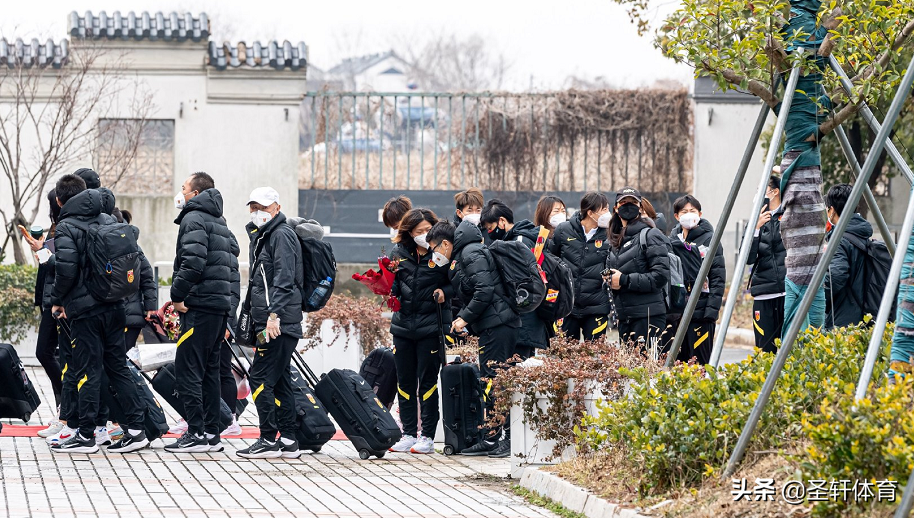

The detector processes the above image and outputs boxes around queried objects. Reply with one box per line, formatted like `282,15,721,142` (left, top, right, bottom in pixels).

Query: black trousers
58,319,109,429
618,314,667,353
125,327,142,351
36,309,62,407
560,314,608,341
677,320,715,365
249,333,298,440
70,310,143,438
220,340,237,415
753,297,785,354
174,310,227,436
478,324,518,437
393,335,442,439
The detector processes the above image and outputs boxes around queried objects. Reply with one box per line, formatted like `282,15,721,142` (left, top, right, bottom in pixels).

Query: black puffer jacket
125,228,157,328
51,189,122,320
247,212,304,338
449,221,520,333
390,242,454,340
669,219,726,322
824,213,872,329
547,212,610,317
503,219,550,348
606,218,670,321
228,233,241,332
747,206,786,297
40,237,58,312
171,189,236,315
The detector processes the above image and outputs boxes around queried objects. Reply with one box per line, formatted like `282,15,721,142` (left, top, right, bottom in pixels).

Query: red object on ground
0,425,347,441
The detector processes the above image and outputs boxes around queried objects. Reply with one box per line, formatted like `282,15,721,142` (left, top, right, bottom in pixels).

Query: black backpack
847,236,896,322
535,251,575,321
71,218,141,303
298,236,337,312
487,240,547,314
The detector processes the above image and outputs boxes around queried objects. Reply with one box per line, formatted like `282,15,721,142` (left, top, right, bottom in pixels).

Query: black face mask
488,226,507,241
617,203,641,222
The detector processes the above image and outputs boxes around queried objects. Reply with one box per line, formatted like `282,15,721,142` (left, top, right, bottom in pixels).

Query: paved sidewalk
1,367,555,518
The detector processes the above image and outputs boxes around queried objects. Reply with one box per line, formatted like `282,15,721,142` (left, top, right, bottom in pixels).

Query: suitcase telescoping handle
434,295,448,364
55,312,157,385
225,339,251,378
292,350,320,390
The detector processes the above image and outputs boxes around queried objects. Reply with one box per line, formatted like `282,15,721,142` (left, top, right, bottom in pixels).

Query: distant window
95,119,175,195
380,67,403,75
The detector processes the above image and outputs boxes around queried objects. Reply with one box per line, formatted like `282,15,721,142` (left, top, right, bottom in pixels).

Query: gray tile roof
327,50,401,76
207,41,307,71
67,11,210,42
0,38,69,69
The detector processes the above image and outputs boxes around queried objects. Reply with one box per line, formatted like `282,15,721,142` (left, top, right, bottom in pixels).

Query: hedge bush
0,264,40,344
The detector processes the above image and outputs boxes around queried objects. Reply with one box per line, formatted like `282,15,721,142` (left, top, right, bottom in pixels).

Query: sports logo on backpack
73,219,141,303
487,240,546,314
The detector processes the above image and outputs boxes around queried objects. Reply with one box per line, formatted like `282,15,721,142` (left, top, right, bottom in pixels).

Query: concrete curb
519,467,649,518
725,327,755,349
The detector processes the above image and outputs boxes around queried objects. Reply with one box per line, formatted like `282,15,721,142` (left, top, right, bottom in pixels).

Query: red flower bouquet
352,256,397,296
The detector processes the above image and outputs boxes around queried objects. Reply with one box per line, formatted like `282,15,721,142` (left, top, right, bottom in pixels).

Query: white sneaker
46,426,77,445
221,416,242,437
95,426,111,446
37,420,63,438
389,435,418,452
409,436,435,454
168,419,188,435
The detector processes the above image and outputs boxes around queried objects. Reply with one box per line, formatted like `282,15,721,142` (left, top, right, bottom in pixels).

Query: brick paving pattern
1,366,556,518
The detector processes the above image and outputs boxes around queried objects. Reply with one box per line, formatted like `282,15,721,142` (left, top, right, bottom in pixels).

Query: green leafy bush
0,264,40,344
578,325,888,495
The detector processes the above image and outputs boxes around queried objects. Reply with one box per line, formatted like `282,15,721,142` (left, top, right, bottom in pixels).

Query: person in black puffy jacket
427,220,519,458
481,199,549,357
604,187,670,351
823,183,872,330
668,195,726,365
50,174,147,454
547,192,611,341
387,208,453,455
236,187,304,460
167,172,237,454
118,210,157,351
747,174,786,352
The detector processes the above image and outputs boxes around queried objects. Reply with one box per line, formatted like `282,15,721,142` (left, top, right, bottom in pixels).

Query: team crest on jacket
127,269,135,284
595,240,603,249
428,260,436,268
755,311,761,321
450,260,457,270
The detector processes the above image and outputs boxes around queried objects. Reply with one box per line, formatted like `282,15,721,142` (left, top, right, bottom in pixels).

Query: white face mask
679,213,700,230
596,212,612,229
463,213,481,225
174,192,186,210
251,210,272,228
549,213,567,228
432,251,449,267
389,227,399,238
413,232,429,249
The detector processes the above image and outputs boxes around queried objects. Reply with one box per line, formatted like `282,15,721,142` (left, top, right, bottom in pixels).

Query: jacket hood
98,187,117,216
175,188,224,224
59,189,103,220
287,217,325,240
453,220,484,252
828,213,873,241
624,217,653,237
506,219,538,242
654,213,668,234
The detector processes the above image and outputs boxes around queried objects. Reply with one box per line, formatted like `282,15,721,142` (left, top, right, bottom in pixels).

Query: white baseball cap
247,187,280,207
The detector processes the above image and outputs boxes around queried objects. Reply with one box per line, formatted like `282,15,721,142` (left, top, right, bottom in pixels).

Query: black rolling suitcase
0,343,41,422
286,353,338,452
296,351,401,459
150,362,234,430
358,347,397,409
440,360,485,455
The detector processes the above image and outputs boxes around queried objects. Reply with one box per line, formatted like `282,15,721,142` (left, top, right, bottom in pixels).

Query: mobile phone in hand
762,197,770,212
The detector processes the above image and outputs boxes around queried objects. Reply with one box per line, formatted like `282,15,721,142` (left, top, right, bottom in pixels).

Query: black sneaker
208,435,224,453
164,432,210,453
280,438,301,459
107,430,149,453
488,438,510,458
460,439,496,456
236,437,283,459
51,433,99,454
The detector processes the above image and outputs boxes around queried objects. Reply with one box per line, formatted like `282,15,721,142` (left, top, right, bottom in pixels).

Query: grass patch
511,485,586,518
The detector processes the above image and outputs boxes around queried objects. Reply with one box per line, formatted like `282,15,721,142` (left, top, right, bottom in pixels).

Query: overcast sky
1,0,694,91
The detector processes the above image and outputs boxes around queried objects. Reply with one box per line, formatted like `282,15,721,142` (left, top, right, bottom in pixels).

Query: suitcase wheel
310,447,321,453
21,412,30,423
443,445,455,456
375,451,385,459
358,449,370,460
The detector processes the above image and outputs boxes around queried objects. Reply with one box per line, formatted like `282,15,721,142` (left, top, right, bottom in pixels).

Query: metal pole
894,463,914,518
833,125,897,255
703,63,801,369
723,53,914,479
829,55,914,185
856,187,914,400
